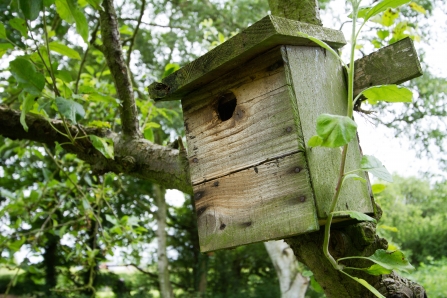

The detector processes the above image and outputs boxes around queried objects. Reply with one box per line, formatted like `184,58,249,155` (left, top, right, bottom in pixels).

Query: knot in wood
122,156,136,171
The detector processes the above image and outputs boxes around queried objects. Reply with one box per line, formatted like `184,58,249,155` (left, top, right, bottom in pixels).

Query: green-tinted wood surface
194,152,318,252
148,15,345,101
284,45,373,219
354,37,422,96
268,0,322,25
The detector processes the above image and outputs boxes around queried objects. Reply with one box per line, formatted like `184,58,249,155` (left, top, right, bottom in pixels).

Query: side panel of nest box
182,47,319,252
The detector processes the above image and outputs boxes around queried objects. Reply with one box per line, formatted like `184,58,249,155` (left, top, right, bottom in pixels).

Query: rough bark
154,186,174,298
99,0,140,139
265,240,308,298
0,106,192,194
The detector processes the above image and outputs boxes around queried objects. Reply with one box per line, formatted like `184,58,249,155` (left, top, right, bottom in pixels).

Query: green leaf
0,22,6,39
73,8,88,43
409,2,426,14
0,43,13,58
9,237,26,252
55,97,85,124
85,0,102,10
20,93,35,132
360,0,411,22
313,114,357,148
371,184,386,194
89,135,114,159
361,155,393,182
365,264,393,275
49,41,81,59
55,0,88,42
19,0,43,20
88,120,111,128
363,85,412,105
377,30,390,40
379,8,399,27
332,210,377,223
55,0,75,23
10,57,45,95
162,63,180,79
348,274,385,298
343,173,367,183
364,249,414,272
9,18,28,37
307,135,323,147
144,128,154,142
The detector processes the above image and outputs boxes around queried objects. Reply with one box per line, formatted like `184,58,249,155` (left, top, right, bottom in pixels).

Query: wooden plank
148,15,346,101
283,45,373,219
184,74,302,185
353,37,422,96
194,152,319,252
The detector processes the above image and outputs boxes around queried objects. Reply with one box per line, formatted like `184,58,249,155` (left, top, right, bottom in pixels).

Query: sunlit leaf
10,57,45,95
162,63,180,79
379,8,399,27
371,184,386,194
307,135,323,147
55,0,88,42
377,30,389,40
89,135,114,159
363,85,412,105
347,274,385,298
364,249,414,272
20,93,35,132
361,155,393,182
55,97,85,124
144,128,154,142
85,0,102,10
19,0,43,20
49,41,81,59
88,120,111,128
360,0,411,22
311,114,357,148
409,2,426,14
0,43,13,58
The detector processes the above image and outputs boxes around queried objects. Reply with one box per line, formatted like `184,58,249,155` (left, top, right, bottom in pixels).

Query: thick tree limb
0,106,192,194
99,0,140,139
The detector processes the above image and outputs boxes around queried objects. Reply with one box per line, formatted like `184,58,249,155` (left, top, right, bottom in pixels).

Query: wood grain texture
353,37,422,96
148,15,346,101
284,45,373,219
194,153,318,252
183,49,304,185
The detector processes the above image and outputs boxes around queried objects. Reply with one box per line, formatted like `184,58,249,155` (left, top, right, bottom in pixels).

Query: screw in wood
193,158,198,163
299,196,306,202
213,181,219,187
286,126,292,133
294,167,301,173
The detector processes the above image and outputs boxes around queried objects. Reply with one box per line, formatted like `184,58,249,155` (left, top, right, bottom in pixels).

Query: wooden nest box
148,15,412,252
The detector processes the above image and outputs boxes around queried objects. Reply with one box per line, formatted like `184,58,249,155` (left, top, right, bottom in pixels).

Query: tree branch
126,0,146,66
0,106,192,194
99,0,141,139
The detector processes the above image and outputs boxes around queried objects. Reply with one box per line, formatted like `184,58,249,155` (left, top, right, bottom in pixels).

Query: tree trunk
265,240,308,298
154,185,174,298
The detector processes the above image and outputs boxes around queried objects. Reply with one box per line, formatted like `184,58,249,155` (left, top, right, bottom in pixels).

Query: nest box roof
148,15,346,101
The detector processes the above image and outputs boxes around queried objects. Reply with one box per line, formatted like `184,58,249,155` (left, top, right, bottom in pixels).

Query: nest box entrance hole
217,92,237,122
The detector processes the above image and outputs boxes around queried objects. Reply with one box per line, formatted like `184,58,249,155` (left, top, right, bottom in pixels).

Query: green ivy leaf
20,93,35,132
0,44,13,58
19,0,43,20
311,114,358,148
361,155,393,182
362,85,412,105
9,18,28,37
55,97,85,124
49,41,81,59
10,57,45,96
89,135,114,159
0,22,7,39
332,210,377,223
371,183,386,194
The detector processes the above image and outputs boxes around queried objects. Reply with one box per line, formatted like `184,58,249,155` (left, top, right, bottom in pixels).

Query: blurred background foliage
0,0,446,297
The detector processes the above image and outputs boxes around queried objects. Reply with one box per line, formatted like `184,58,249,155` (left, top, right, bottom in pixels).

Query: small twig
126,0,146,66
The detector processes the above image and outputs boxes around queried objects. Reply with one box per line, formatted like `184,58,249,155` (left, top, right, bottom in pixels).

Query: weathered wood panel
353,37,422,96
183,49,305,185
149,15,346,101
194,152,318,252
284,45,373,219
